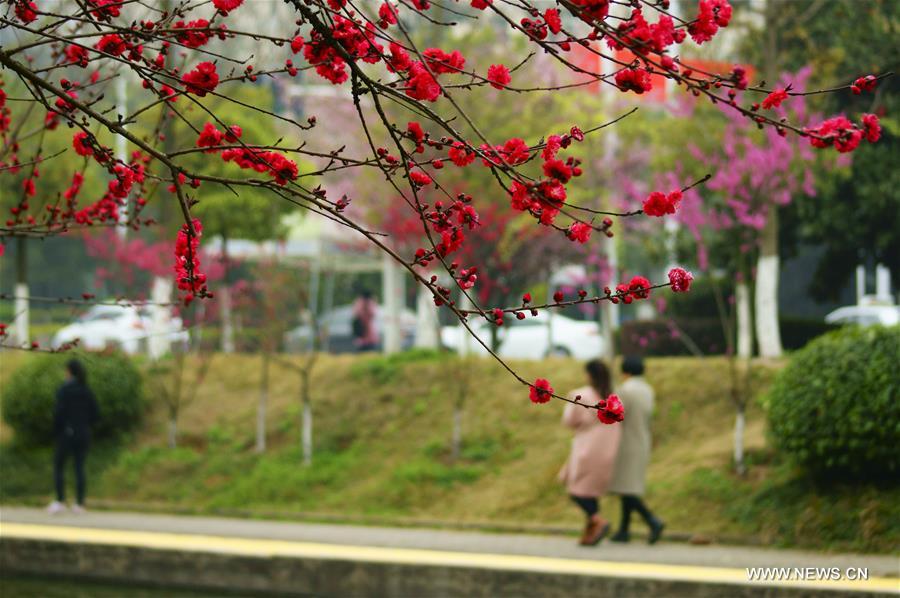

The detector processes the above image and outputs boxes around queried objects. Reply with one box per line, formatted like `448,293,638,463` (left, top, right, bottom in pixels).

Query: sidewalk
1,506,898,596
2,506,897,575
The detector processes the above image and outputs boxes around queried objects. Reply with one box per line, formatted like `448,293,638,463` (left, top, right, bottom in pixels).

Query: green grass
2,351,897,553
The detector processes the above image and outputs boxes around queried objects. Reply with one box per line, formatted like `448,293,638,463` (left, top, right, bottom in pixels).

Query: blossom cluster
667,268,693,293
196,123,299,185
596,394,625,424
804,114,881,153
688,0,733,44
615,68,653,95
529,379,624,425
401,122,593,289
174,218,210,305
506,128,586,227
3,112,151,231
183,62,220,96
850,75,877,95
643,189,683,217
529,378,554,404
612,275,652,305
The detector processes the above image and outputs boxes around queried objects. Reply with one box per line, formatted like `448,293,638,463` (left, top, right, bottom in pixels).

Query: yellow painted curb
1,523,897,594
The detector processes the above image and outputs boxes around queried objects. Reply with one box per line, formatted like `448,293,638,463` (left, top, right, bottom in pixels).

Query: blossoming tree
0,0,887,421
681,67,845,356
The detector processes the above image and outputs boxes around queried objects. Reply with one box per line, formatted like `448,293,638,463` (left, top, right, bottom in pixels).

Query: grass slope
2,351,897,553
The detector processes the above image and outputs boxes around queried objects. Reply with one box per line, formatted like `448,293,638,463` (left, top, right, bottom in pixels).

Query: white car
52,304,189,354
825,305,900,327
441,311,605,359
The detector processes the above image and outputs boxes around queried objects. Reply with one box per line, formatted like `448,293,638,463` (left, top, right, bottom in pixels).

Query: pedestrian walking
560,359,622,546
351,288,379,352
47,359,99,515
609,355,665,544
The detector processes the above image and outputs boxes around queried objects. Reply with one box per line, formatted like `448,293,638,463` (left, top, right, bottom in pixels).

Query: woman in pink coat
559,359,622,546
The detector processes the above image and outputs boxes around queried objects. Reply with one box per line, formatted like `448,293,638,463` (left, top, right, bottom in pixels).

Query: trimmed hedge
1,351,143,444
766,326,900,480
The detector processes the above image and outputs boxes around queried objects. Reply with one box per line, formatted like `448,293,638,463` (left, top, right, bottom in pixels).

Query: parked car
52,304,189,354
824,305,900,327
441,311,605,359
284,304,417,353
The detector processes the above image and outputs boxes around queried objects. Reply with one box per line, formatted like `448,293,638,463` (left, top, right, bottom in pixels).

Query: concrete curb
3,526,895,598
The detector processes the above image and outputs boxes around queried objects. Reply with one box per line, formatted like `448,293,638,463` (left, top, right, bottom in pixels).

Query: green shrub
1,352,144,444
766,326,900,480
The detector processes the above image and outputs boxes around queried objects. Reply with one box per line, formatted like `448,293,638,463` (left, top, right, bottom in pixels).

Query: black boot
648,518,665,545
610,530,630,543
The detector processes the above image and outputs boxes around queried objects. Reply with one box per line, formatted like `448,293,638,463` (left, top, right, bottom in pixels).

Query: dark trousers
570,495,599,520
54,435,88,505
617,494,656,533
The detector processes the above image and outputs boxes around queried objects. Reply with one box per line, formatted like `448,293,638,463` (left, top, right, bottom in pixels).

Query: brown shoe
579,517,611,546
578,521,593,545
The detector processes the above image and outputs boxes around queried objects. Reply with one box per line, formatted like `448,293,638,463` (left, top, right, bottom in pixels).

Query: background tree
686,68,833,355
371,32,609,353
742,0,899,300
175,85,297,353
147,345,214,449
1,0,887,407
274,291,320,466
229,259,304,453
1,79,109,346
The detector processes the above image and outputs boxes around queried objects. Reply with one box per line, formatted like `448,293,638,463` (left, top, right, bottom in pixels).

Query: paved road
2,506,897,578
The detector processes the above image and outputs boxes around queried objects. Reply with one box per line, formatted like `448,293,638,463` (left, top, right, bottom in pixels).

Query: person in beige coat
608,355,665,544
560,360,622,546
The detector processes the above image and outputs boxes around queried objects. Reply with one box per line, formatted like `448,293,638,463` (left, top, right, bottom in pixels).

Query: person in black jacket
48,359,99,514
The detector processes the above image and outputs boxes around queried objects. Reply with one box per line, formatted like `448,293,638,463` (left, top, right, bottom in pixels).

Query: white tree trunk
414,284,439,349
736,281,752,359
256,393,267,454
855,265,866,303
114,75,130,239
755,14,783,360
875,264,892,302
302,400,313,466
451,406,462,461
13,282,29,348
382,252,404,354
602,235,619,360
457,293,474,357
220,284,235,353
754,254,783,358
256,354,269,454
733,408,746,475
168,417,178,449
148,276,173,359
